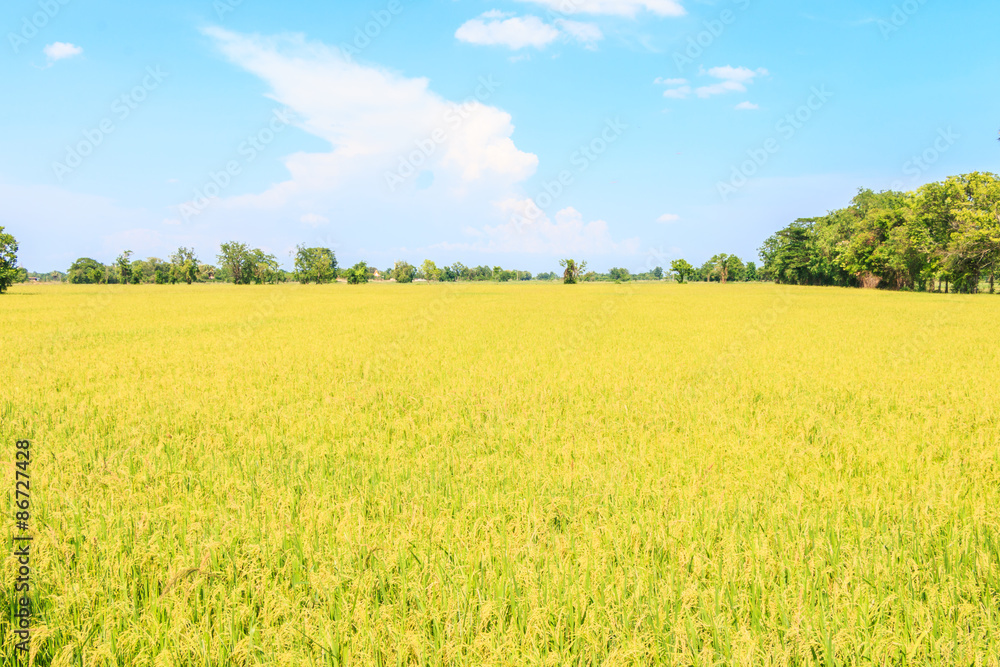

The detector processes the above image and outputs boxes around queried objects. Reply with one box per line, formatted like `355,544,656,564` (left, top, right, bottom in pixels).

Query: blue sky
2,0,998,273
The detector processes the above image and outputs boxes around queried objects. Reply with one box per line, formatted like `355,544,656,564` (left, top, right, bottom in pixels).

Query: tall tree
709,254,732,283
943,173,1000,293
0,227,18,294
419,259,440,281
218,242,253,285
250,249,281,284
295,246,338,284
170,247,199,285
559,259,586,284
115,251,134,285
391,260,416,283
608,267,631,282
670,259,694,284
68,258,106,284
725,255,747,282
346,261,369,285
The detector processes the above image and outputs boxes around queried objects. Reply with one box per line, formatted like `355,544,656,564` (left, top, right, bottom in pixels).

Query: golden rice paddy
2,282,999,666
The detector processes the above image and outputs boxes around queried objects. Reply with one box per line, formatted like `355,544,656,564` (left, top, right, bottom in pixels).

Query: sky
1,0,998,274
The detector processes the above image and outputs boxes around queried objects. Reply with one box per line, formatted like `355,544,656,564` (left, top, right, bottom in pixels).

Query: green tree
559,259,586,284
652,266,663,279
218,242,253,285
469,265,492,281
392,260,416,283
726,255,747,282
130,259,150,284
250,249,281,284
153,259,172,285
942,173,1000,293
608,267,631,282
170,247,199,285
346,261,369,284
295,246,338,284
670,259,694,283
419,259,440,281
760,222,824,286
68,258,106,284
0,227,19,294
707,254,738,283
115,251,134,285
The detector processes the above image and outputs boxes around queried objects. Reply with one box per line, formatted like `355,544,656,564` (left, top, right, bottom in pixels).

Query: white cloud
301,213,329,227
735,101,759,110
456,14,561,50
657,213,680,223
657,66,768,101
197,27,538,215
437,199,640,254
695,80,746,97
43,42,83,61
456,13,603,50
516,0,686,18
662,85,691,99
695,66,768,98
706,65,767,83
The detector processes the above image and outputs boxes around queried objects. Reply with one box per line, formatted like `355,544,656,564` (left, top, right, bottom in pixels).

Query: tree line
1,171,997,294
4,237,725,287
759,172,1000,293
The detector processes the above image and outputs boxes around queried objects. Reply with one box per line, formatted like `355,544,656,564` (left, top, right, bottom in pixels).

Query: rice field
2,282,1000,666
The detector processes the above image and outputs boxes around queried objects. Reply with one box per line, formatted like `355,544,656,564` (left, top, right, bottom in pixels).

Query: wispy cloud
436,199,640,254
662,86,691,99
456,12,603,50
656,65,768,101
516,0,686,18
696,66,768,98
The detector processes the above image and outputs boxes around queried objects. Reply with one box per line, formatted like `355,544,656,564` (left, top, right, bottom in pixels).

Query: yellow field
2,282,1000,666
